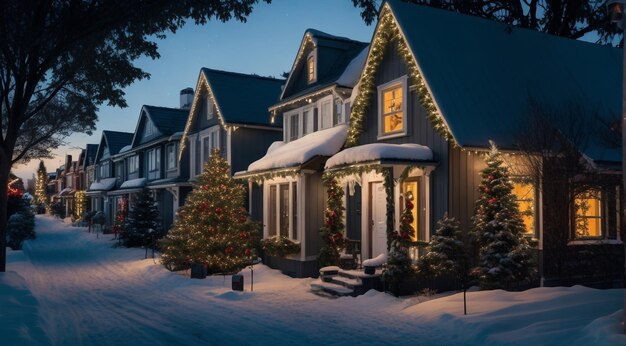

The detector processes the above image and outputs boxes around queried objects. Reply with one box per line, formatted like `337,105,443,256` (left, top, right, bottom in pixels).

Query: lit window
575,190,602,238
512,180,535,235
401,180,419,242
307,53,316,83
381,85,404,134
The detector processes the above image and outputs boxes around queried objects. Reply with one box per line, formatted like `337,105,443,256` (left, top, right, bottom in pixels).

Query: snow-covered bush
50,202,65,219
6,211,36,250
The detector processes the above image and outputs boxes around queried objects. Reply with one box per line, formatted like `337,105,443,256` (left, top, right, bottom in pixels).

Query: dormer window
307,51,316,84
378,76,408,138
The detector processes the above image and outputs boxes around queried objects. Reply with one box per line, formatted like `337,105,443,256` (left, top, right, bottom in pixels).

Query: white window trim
377,75,409,140
200,126,221,163
307,50,317,84
263,176,301,244
207,96,215,120
147,148,160,172
573,189,605,240
166,143,177,170
318,95,333,130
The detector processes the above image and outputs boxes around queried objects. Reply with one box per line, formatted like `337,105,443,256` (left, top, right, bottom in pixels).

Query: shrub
7,211,36,250
50,202,66,218
261,236,301,257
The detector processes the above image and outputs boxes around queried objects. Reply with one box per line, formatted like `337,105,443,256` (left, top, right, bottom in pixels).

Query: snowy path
3,215,626,345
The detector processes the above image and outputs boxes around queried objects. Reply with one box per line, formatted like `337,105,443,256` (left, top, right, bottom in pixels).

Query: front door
370,182,388,258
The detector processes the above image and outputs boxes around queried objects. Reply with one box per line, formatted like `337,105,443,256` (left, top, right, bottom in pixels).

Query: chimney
180,87,194,110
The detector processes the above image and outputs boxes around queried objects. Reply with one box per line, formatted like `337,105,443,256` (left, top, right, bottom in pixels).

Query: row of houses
50,0,624,287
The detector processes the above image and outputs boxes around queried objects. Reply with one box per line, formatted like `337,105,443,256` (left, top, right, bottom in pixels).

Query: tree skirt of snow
247,125,348,172
325,143,433,169
362,253,386,267
336,45,369,88
2,215,625,345
88,177,117,191
120,178,147,189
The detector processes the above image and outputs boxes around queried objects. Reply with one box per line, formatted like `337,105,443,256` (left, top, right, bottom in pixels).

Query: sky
13,0,376,185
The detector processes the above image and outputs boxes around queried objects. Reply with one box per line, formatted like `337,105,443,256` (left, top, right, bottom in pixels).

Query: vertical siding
357,42,449,231
448,146,485,232
231,127,282,175
305,173,325,257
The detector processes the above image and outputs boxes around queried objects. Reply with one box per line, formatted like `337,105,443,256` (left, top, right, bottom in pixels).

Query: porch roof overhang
234,155,326,181
88,177,117,192
107,188,143,196
325,158,439,179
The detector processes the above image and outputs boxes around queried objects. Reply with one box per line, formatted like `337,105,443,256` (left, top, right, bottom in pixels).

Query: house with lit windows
240,1,624,288
235,29,369,277
87,130,134,226
338,0,624,287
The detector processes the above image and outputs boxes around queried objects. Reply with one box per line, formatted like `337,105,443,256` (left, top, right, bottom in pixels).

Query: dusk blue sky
14,0,375,183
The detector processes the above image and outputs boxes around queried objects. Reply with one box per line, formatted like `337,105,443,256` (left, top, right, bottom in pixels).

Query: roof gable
348,0,622,163
130,106,189,147
280,29,368,101
95,130,134,163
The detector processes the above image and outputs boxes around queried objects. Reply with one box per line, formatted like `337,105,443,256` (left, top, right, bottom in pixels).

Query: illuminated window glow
575,190,602,238
512,180,535,235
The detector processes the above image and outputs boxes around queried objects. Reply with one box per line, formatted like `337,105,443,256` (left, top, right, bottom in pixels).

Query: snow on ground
1,215,625,345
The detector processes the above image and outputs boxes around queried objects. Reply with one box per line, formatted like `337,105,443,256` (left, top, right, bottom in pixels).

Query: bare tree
515,100,623,285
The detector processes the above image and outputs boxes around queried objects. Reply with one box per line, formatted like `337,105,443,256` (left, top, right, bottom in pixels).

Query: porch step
329,275,362,289
338,269,383,280
310,280,355,297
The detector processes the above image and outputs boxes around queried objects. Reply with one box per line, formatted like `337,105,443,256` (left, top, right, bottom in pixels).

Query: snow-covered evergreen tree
418,213,465,279
471,142,535,289
160,150,259,274
122,188,161,251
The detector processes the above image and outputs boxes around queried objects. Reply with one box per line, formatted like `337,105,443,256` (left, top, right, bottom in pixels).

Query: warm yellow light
512,182,534,234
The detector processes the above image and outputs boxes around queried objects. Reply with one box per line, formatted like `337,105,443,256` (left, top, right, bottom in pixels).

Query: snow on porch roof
88,177,117,192
120,178,146,190
325,143,433,169
246,125,348,173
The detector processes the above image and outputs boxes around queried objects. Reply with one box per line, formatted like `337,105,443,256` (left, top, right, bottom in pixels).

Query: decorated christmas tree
471,142,535,289
34,161,48,211
122,188,161,251
160,150,259,274
318,177,345,267
111,198,128,239
383,193,415,284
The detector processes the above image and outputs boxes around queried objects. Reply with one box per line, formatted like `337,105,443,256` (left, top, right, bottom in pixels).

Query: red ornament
406,201,414,210
488,197,497,205
215,207,223,215
239,215,247,223
224,246,234,255
484,187,490,193
488,175,494,181
245,248,252,256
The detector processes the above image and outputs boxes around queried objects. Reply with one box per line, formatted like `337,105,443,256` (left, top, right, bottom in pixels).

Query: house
87,130,134,226
82,144,99,196
179,68,284,220
240,1,624,287
235,29,369,277
108,96,191,231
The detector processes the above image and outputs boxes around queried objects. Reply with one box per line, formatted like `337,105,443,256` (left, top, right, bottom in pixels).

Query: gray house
235,29,369,277
110,100,191,231
87,130,134,226
333,0,622,286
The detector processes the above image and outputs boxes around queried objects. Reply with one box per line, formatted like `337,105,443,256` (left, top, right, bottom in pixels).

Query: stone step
329,275,361,289
310,280,354,297
338,269,382,280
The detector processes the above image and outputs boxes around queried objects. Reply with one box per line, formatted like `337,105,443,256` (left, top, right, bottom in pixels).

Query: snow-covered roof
325,143,433,169
57,188,73,197
88,178,117,191
247,125,348,172
336,45,368,88
119,145,132,154
120,178,146,190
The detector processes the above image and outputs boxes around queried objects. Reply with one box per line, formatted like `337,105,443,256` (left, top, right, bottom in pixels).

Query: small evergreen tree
471,142,535,289
122,189,161,253
160,150,260,274
418,214,465,278
383,194,416,285
34,161,48,212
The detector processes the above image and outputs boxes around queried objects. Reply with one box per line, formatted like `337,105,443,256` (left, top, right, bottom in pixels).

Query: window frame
266,180,299,242
166,143,177,170
511,176,538,238
128,155,139,174
307,50,317,84
377,75,408,139
200,126,221,163
147,148,161,172
207,96,215,120
573,189,604,239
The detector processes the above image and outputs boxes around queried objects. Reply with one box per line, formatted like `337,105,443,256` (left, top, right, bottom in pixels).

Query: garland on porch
322,165,395,255
240,168,301,185
318,176,346,267
346,6,453,148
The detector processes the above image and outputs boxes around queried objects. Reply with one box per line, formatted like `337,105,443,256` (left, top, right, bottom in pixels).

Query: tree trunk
0,159,10,272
